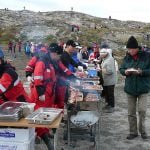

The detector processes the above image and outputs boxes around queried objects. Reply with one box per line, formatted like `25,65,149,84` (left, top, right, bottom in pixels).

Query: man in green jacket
119,36,150,140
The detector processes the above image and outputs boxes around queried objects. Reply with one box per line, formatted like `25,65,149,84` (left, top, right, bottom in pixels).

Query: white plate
126,68,138,72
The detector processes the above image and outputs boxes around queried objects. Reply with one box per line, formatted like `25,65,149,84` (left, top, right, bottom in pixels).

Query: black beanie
126,36,138,48
48,43,59,53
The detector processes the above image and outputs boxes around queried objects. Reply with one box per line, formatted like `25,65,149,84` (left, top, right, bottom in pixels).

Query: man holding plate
119,36,150,140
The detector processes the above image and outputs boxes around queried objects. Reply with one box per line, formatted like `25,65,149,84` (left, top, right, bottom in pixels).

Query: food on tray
68,90,83,103
75,71,87,78
83,85,103,90
84,93,99,101
70,80,81,87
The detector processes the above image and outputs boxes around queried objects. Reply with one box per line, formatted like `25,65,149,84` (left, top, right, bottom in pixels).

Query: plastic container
0,127,35,142
0,133,35,150
88,69,97,78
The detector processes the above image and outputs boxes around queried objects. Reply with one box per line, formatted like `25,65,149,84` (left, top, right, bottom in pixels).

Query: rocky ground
4,51,150,150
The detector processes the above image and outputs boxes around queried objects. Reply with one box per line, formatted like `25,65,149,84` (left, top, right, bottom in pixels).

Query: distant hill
0,9,150,53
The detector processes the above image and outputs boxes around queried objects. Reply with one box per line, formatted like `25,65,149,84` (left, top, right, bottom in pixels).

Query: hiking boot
126,134,138,140
141,133,148,139
104,106,114,113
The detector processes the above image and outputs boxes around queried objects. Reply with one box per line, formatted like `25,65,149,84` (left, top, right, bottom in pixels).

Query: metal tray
0,101,24,121
81,77,99,81
82,85,103,92
25,108,63,125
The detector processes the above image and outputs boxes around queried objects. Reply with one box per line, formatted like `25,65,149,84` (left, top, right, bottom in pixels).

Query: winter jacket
101,51,117,86
68,51,87,72
31,57,56,108
119,50,150,96
61,51,78,68
0,63,30,104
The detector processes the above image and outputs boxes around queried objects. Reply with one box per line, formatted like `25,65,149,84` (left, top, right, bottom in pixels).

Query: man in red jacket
25,44,75,150
25,43,76,108
0,48,30,104
31,49,55,150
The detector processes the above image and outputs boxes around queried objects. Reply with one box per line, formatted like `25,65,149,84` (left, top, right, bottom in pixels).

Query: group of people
8,40,22,58
8,40,43,58
0,36,149,149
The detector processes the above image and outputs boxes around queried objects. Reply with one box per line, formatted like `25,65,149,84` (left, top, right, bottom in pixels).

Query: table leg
97,97,101,150
67,113,71,149
52,128,57,150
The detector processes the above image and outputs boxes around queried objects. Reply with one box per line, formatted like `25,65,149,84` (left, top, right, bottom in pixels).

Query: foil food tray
0,101,24,121
25,108,63,125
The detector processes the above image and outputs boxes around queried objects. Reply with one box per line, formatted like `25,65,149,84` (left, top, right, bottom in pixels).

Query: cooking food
75,71,87,78
83,85,103,91
84,93,99,101
68,89,83,103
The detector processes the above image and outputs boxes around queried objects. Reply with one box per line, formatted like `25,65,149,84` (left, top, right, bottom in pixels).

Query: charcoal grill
64,79,102,149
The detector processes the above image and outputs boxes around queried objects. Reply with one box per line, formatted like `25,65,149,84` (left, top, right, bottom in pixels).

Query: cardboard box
0,127,35,142
0,133,35,150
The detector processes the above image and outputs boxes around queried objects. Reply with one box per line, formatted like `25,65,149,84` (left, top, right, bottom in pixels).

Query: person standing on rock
119,36,150,140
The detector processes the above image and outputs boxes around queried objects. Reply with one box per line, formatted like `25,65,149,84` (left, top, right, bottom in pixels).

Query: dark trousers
103,85,115,107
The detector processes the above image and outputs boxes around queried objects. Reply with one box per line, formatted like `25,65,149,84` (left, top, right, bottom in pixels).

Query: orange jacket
30,59,56,108
0,64,30,104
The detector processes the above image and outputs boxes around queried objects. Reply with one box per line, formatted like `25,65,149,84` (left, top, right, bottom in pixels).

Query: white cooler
0,133,35,150
0,127,35,150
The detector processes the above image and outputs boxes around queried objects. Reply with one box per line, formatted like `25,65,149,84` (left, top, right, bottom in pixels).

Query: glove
39,95,45,101
27,76,34,82
77,66,83,72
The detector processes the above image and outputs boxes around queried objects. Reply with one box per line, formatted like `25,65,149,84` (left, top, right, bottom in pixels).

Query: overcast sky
0,0,150,23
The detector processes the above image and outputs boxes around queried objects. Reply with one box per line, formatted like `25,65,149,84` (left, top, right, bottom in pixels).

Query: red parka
30,59,56,109
0,63,30,104
25,55,75,108
30,58,56,138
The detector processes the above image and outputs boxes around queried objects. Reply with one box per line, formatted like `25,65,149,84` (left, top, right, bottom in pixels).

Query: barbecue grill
64,78,102,149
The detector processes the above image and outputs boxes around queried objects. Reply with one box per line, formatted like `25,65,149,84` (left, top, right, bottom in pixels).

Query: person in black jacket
61,40,87,71
61,40,78,68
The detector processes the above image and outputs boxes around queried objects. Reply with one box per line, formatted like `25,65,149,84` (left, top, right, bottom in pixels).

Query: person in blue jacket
69,45,87,72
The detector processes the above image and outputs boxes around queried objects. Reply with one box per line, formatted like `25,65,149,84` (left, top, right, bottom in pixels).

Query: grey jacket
101,53,117,86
